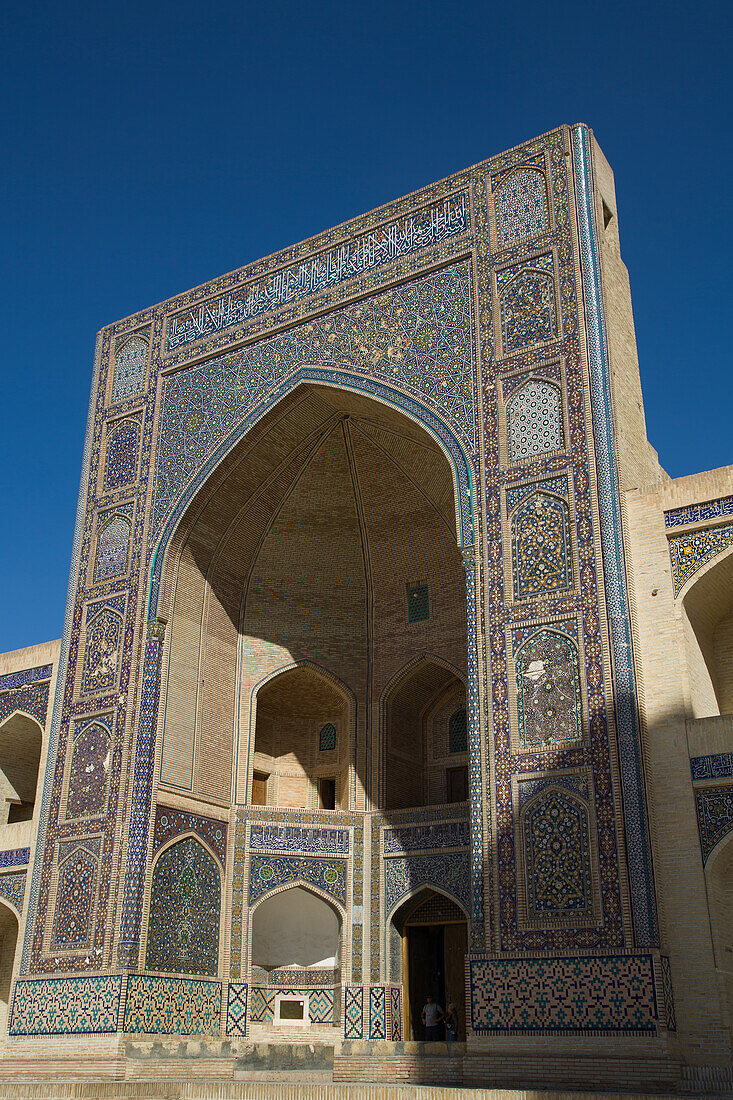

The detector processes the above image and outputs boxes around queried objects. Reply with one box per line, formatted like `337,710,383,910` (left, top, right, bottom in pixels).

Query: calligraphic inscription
165,194,469,353
249,824,349,855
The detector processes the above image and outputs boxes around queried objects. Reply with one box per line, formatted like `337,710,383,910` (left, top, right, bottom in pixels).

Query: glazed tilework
511,491,571,599
145,836,221,976
226,981,247,1036
66,720,111,819
497,254,557,354
469,954,657,1034
93,512,132,584
80,605,123,696
344,985,364,1038
389,986,402,1040
384,853,470,917
660,955,676,1031
9,975,123,1035
124,974,221,1035
0,870,26,914
383,821,469,854
112,335,148,403
0,848,30,868
691,753,733,781
505,474,567,514
514,628,582,750
153,805,227,865
165,194,468,353
248,854,346,907
249,823,349,855
369,985,386,1038
103,419,140,492
249,986,334,1024
0,664,52,691
694,784,733,864
506,378,564,464
669,523,733,596
522,787,592,917
664,494,733,529
0,679,50,729
50,847,97,950
248,986,276,1023
491,161,550,249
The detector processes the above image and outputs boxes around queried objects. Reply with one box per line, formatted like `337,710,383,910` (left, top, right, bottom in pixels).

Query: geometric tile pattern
384,853,470,917
248,855,346,907
506,379,563,465
694,784,733,864
0,871,26,914
103,420,140,492
497,254,556,354
492,160,549,249
369,985,386,1039
145,836,220,976
248,986,276,1023
165,194,469,354
515,628,582,750
389,985,402,1040
50,848,96,950
0,680,50,729
669,523,733,596
660,955,676,1031
112,336,148,404
123,975,221,1035
512,492,571,599
469,954,657,1034
691,753,733,781
523,787,592,917
664,494,733,529
66,721,111,819
9,975,123,1035
344,985,364,1039
153,805,227,865
93,513,132,583
226,982,247,1036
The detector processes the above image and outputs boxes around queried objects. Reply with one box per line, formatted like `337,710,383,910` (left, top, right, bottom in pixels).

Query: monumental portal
0,124,732,1091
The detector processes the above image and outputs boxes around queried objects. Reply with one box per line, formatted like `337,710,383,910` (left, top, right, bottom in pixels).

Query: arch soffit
249,658,357,715
677,539,733,609
0,895,21,924
249,878,346,920
388,883,468,925
702,823,733,874
151,829,225,879
0,710,44,738
379,653,466,710
521,781,588,820
148,372,476,619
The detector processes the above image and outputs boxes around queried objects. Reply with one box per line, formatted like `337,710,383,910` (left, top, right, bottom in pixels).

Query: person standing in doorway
444,1001,458,1042
421,993,444,1040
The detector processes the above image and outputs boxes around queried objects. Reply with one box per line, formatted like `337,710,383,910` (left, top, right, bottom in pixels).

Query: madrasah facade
0,124,732,1093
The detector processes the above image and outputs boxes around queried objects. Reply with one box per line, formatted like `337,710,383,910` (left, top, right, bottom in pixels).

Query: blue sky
1,0,730,651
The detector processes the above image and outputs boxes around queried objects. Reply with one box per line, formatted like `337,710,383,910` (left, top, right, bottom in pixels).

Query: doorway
399,890,467,1040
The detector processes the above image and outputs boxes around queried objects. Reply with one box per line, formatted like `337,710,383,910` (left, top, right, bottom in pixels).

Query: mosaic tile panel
660,955,676,1031
249,823,349,855
0,680,50,729
384,853,470,917
103,419,140,492
344,985,364,1039
248,986,276,1023
497,254,556,354
145,836,221,976
383,821,469,854
505,474,568,514
523,787,592,918
152,262,476,541
669,524,733,596
80,607,122,696
0,664,52,691
262,967,338,988
248,854,346,907
165,194,469,352
153,805,227,865
93,513,132,583
469,954,657,1034
515,628,582,750
506,378,563,464
66,720,111,819
0,848,30,869
492,163,550,248
369,985,386,1039
664,494,733,529
9,975,123,1035
50,848,97,950
389,986,402,1040
124,975,221,1035
512,491,571,599
112,335,148,403
694,784,733,864
0,871,26,914
226,981,247,1036
691,753,733,781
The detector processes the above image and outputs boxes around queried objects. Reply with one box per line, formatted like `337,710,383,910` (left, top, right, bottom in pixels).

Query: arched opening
0,712,43,823
391,887,467,1041
0,901,19,1032
705,835,733,1039
682,550,733,717
250,885,342,1027
383,659,467,810
251,665,351,810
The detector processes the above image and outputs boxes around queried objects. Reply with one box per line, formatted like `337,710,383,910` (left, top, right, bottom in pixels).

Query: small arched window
319,723,336,751
448,709,467,754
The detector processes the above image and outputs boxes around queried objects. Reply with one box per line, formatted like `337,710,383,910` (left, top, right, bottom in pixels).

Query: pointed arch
0,710,43,822
112,335,148,403
94,513,131,583
520,784,593,920
66,721,111,820
514,627,582,750
145,834,221,976
511,490,571,599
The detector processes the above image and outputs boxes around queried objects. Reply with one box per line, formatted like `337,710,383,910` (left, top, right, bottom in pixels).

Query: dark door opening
403,901,467,1040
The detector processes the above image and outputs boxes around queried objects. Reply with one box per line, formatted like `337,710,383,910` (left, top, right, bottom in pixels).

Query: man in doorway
421,993,444,1040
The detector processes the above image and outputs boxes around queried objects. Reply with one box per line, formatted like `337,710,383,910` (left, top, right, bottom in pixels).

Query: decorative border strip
571,124,657,947
0,848,30,869
665,495,733,529
691,753,733,781
9,974,123,1035
0,665,53,691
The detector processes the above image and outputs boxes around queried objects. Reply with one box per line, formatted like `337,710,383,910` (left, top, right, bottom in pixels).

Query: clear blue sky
1,0,730,651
